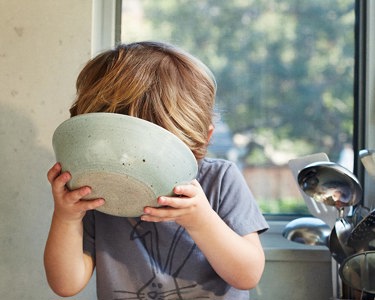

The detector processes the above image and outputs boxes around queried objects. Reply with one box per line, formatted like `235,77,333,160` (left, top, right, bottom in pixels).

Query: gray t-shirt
83,158,269,299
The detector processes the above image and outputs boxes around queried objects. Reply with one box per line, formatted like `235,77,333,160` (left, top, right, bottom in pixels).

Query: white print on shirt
112,220,209,300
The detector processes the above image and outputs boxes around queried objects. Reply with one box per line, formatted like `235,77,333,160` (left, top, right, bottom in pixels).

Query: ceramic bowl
52,113,198,217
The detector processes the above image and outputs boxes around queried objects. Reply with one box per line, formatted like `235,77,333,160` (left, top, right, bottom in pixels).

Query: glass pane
121,0,355,215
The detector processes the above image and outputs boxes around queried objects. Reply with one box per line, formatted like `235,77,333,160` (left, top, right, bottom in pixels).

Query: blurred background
121,0,355,214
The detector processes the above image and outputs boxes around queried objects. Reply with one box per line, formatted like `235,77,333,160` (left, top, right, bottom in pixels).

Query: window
119,0,356,215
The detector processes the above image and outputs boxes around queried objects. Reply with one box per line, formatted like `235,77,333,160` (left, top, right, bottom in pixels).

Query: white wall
0,0,96,299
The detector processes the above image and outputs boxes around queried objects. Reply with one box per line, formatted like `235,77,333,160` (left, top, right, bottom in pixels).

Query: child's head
70,41,216,159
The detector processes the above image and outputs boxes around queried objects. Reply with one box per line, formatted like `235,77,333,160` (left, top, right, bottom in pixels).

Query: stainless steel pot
339,251,375,295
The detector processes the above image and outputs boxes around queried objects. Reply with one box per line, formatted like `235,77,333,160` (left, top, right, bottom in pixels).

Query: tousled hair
70,41,216,159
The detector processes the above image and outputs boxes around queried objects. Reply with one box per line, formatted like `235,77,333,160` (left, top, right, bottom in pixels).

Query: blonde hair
70,41,216,159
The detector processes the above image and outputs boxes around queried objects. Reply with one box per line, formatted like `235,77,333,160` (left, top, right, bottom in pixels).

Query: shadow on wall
0,103,57,299
0,104,97,299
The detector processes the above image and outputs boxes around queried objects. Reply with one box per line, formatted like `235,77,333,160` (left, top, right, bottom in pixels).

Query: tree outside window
121,0,355,215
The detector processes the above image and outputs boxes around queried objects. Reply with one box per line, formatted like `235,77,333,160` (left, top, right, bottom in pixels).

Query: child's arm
44,163,104,297
141,180,265,290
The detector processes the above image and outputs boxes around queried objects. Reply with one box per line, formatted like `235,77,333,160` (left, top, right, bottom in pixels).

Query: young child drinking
44,41,269,299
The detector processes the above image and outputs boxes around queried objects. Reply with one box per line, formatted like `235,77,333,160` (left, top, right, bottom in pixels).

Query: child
44,41,269,299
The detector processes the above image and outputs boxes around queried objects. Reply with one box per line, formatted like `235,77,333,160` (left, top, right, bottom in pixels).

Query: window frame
357,0,375,206
91,0,122,56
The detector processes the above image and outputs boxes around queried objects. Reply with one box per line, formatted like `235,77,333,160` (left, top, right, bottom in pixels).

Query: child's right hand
47,163,105,222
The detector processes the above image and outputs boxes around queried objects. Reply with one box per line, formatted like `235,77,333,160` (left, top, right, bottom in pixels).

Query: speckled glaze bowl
52,113,198,217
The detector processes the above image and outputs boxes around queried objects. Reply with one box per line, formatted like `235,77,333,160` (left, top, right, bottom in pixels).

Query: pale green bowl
52,113,198,217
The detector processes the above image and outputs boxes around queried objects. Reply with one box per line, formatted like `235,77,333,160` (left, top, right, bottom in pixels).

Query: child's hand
47,163,105,222
141,179,214,230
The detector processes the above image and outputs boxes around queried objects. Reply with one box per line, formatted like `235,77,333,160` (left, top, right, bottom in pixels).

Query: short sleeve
198,158,269,236
219,162,268,235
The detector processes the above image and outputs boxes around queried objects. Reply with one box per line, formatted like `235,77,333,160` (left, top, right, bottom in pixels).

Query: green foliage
122,0,355,163
258,197,310,215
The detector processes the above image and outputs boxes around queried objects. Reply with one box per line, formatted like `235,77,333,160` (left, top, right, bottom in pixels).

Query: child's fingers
157,196,190,209
51,171,72,194
76,198,105,212
142,205,181,221
64,186,92,203
141,213,174,223
173,179,200,198
47,162,62,184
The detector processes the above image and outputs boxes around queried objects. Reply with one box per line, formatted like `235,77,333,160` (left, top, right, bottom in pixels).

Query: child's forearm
142,181,266,290
44,213,93,297
186,211,265,290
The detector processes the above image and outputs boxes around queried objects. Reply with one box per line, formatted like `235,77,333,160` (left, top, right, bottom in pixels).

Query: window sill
260,220,332,262
252,220,334,299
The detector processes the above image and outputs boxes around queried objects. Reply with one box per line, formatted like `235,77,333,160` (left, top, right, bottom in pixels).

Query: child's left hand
142,179,266,290
141,179,213,230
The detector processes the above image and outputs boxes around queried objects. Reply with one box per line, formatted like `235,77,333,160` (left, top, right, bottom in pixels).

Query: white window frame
91,0,121,56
